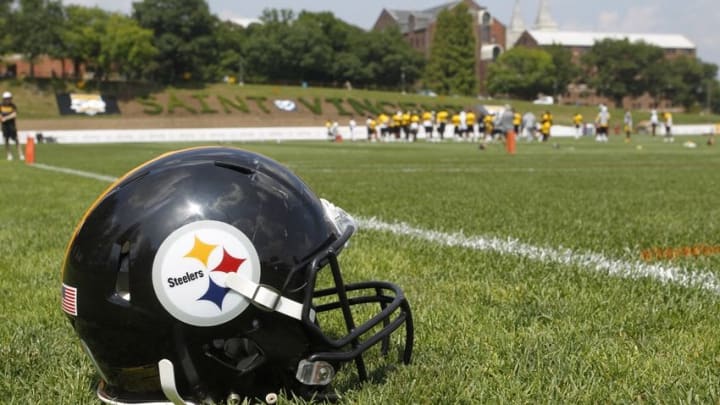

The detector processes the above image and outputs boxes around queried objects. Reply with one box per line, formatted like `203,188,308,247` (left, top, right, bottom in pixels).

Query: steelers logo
152,220,261,327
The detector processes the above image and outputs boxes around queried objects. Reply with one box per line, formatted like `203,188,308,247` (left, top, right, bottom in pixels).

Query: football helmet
62,147,413,404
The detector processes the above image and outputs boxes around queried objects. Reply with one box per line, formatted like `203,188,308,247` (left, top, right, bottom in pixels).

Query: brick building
514,30,696,109
372,0,506,93
505,0,698,110
1,54,85,79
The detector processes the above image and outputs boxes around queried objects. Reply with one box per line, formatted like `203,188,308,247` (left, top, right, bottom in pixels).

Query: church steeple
534,0,558,31
507,0,526,49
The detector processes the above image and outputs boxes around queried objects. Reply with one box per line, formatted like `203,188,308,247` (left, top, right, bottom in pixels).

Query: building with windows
372,0,506,93
507,0,696,109
514,30,695,109
515,31,696,62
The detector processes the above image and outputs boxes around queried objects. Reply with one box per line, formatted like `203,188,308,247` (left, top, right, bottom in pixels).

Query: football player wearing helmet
62,147,413,404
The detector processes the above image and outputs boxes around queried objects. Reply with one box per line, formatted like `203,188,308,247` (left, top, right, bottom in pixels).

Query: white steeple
507,0,526,49
534,0,558,31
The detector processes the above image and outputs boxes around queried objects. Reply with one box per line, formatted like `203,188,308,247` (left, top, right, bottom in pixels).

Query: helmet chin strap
158,359,190,405
159,358,282,405
225,273,315,322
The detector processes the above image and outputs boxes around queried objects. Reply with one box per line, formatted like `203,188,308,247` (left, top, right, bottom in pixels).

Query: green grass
2,135,720,403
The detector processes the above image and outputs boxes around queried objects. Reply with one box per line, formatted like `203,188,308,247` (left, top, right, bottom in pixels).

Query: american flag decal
62,283,77,316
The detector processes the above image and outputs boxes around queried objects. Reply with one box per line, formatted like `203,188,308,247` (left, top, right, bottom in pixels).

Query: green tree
133,0,219,83
354,27,424,89
241,9,295,82
62,6,111,79
486,46,555,99
657,57,718,110
424,3,477,95
0,0,13,55
544,44,579,97
99,14,158,80
581,39,665,106
243,9,423,87
11,0,65,77
214,20,246,81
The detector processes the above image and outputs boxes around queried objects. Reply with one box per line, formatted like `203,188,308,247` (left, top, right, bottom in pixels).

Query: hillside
4,80,719,131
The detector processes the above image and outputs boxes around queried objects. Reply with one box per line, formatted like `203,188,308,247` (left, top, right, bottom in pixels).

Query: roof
525,30,695,50
383,1,477,33
385,9,433,32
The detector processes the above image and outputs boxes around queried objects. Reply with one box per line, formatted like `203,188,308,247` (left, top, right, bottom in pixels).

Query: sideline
20,123,717,144
33,162,720,296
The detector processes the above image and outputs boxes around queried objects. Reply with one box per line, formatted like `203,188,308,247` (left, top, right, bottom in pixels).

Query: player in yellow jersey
540,110,553,142
409,111,420,142
422,110,433,140
513,111,522,136
392,111,403,141
573,112,583,139
663,111,673,143
401,110,411,141
436,109,449,141
466,110,477,142
483,113,494,141
540,119,551,142
378,112,389,141
451,112,461,139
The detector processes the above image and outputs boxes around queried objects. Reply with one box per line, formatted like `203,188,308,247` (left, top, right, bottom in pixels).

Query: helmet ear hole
226,338,264,372
206,337,266,375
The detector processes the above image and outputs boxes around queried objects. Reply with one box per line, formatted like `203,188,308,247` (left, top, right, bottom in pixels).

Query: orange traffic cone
506,130,516,155
25,136,35,165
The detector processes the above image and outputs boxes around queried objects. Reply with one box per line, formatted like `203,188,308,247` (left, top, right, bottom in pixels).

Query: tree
62,6,111,79
242,9,423,87
581,39,665,106
544,44,579,97
486,46,555,99
0,0,12,55
353,27,424,89
214,20,246,81
11,0,65,77
133,0,219,83
424,3,477,95
99,14,158,80
657,56,718,110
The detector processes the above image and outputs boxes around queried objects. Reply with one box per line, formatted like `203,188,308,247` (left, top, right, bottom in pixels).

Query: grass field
2,135,720,404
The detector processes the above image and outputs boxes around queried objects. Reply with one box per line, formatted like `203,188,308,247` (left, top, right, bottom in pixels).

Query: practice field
2,135,720,404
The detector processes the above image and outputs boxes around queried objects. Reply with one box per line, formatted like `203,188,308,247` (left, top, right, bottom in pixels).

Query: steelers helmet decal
152,220,261,327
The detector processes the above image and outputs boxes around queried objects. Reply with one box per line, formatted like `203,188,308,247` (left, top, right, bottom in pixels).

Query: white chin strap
225,273,315,322
159,359,190,405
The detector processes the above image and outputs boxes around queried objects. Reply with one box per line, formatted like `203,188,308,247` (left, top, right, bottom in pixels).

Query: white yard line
33,163,119,182
33,162,720,295
358,217,720,295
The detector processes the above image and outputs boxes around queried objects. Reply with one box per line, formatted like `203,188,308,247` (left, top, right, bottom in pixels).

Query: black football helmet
62,147,413,404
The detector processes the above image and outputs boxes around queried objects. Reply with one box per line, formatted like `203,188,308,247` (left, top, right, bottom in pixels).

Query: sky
65,0,720,71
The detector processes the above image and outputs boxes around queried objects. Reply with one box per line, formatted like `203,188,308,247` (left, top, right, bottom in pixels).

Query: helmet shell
63,147,336,398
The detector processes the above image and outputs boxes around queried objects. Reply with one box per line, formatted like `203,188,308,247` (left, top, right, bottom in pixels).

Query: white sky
65,0,720,72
